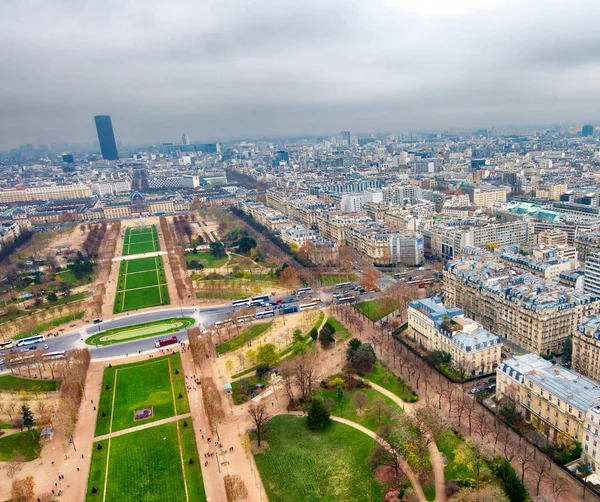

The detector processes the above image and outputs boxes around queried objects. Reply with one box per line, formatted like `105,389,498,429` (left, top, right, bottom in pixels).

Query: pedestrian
77,467,79,472
82,454,84,459
202,434,204,439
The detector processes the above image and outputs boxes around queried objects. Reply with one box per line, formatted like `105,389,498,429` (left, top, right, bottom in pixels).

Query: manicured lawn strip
170,353,190,415
317,274,358,286
364,362,419,403
105,423,186,502
0,429,41,461
85,317,195,346
124,256,161,274
216,322,272,354
125,241,157,255
95,366,116,437
125,270,160,289
14,311,85,339
111,358,175,432
128,232,154,244
253,415,384,502
326,317,352,341
354,298,399,322
86,439,109,500
320,387,403,432
0,375,59,393
122,286,163,312
178,419,207,502
185,251,228,269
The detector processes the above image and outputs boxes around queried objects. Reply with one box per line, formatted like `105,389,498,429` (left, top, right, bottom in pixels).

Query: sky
2,0,600,150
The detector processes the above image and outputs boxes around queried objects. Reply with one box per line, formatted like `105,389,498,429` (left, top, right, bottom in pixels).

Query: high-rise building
584,252,600,297
337,131,351,146
583,125,594,137
94,115,119,160
182,132,190,145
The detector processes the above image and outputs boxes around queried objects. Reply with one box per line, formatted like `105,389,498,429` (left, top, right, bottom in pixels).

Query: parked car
488,377,496,383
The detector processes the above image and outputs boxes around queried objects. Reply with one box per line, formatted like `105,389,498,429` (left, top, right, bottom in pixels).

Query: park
114,256,170,313
122,225,160,256
85,317,195,346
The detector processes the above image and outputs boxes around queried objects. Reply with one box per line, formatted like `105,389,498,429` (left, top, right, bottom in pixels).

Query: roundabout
85,317,196,346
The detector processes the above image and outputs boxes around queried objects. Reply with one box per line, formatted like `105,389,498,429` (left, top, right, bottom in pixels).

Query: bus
335,281,352,289
0,340,13,350
394,272,408,278
337,296,356,303
297,287,312,296
299,302,319,311
214,319,234,328
256,308,275,319
155,336,178,348
43,351,66,360
252,295,270,303
236,314,254,323
279,305,299,315
16,335,45,347
231,298,251,308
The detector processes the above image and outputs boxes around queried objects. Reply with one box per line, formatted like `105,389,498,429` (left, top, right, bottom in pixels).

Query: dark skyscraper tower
94,115,119,160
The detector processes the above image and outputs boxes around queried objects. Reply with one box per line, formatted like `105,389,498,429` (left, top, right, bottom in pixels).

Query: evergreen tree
21,405,34,432
307,396,330,430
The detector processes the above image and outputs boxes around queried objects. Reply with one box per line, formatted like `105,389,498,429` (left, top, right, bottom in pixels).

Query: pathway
94,413,192,441
112,251,167,262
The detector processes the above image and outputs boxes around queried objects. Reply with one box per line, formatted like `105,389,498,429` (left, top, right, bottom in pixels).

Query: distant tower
337,130,351,146
182,133,191,145
94,115,119,160
582,125,594,137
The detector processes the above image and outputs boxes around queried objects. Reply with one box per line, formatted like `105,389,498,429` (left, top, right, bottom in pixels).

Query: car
470,388,480,394
332,293,341,298
472,381,482,387
43,344,49,350
488,377,496,383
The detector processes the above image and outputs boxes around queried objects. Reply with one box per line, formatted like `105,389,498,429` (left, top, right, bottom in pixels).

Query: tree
209,241,227,258
491,456,527,502
5,455,25,480
318,322,335,348
11,476,35,502
21,405,34,432
224,474,249,502
309,328,318,341
279,266,300,289
247,404,269,448
307,396,330,430
550,476,568,502
225,360,234,373
46,292,58,303
531,455,552,496
562,335,572,368
361,268,381,292
237,236,257,254
371,424,402,478
256,344,278,366
246,349,257,365
370,397,390,423
351,392,369,414
348,343,376,372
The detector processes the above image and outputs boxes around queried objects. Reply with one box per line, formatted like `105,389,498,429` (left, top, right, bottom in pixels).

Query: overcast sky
2,0,600,149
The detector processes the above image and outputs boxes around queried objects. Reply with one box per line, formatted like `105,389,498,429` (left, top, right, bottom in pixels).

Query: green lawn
86,439,109,500
125,241,158,255
364,362,418,402
125,270,160,289
114,257,170,313
354,298,399,322
95,354,188,436
254,415,384,502
85,317,195,346
121,286,164,311
56,269,77,283
215,322,272,354
185,251,228,269
325,317,353,342
436,430,491,485
0,429,41,461
124,256,163,274
122,226,160,256
14,311,85,339
0,375,59,393
320,387,403,431
316,274,358,286
105,422,188,502
178,419,206,501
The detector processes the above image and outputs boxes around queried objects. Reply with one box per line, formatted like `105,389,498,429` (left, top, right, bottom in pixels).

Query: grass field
14,311,85,339
185,251,228,269
436,430,491,485
95,354,189,436
354,298,399,322
114,256,170,313
86,317,195,346
0,375,59,393
215,322,272,354
325,317,353,342
364,362,418,402
254,415,383,502
320,387,403,432
0,429,41,461
122,226,160,256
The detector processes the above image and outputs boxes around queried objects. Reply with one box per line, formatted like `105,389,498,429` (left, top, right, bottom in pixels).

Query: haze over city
3,0,600,149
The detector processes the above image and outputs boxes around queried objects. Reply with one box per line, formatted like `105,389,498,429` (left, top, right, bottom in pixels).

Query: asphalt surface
3,304,234,361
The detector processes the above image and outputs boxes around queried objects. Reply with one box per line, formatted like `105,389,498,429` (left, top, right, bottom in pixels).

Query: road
2,304,234,361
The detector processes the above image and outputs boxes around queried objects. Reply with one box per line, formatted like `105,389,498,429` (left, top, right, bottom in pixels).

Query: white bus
337,296,356,303
16,335,45,347
0,340,13,350
394,272,408,278
236,315,254,323
299,302,319,311
231,298,251,308
214,319,234,328
255,308,275,319
335,281,352,289
43,351,66,360
297,287,312,296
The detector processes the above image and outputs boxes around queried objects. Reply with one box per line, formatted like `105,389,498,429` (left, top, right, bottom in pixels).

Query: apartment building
382,184,423,206
499,246,579,280
147,175,200,189
576,233,600,263
497,354,600,443
582,405,600,471
573,316,600,382
281,225,317,247
408,297,502,376
0,183,93,203
585,252,600,297
536,184,568,201
538,229,569,246
316,212,371,245
472,188,507,207
444,255,600,354
345,223,423,265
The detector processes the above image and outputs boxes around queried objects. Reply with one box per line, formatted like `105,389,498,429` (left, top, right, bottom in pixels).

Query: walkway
112,250,167,262
366,380,446,502
329,416,427,502
94,413,191,441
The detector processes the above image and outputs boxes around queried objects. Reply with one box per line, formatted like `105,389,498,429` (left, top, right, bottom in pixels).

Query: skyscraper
182,132,190,145
94,115,119,160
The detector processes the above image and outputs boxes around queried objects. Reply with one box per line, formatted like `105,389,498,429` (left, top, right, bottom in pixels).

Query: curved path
366,380,446,502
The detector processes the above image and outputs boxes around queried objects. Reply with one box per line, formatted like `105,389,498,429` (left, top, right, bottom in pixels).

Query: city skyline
2,0,600,149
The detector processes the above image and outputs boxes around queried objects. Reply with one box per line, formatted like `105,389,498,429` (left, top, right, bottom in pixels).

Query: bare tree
247,404,269,448
413,405,448,445
289,349,318,401
5,455,25,480
224,474,249,502
351,392,369,414
517,444,536,484
549,476,568,502
532,455,553,496
373,424,402,478
11,476,35,502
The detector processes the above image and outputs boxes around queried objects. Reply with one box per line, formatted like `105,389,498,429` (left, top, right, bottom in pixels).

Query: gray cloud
1,0,600,149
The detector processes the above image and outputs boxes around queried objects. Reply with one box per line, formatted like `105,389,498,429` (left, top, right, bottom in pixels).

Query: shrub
97,444,103,451
178,392,183,399
491,457,527,502
91,487,98,494
256,364,271,378
189,458,194,465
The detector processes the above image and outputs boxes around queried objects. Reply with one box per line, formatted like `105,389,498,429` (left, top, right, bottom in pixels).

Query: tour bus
214,318,235,328
279,304,299,315
255,308,275,319
299,302,319,311
297,287,312,296
16,335,45,347
155,336,178,348
0,340,13,350
249,295,270,307
43,351,66,360
337,296,356,303
335,281,352,289
231,298,251,308
236,314,254,323
394,272,408,278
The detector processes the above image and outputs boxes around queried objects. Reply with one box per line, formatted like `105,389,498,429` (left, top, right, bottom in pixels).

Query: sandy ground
47,226,90,267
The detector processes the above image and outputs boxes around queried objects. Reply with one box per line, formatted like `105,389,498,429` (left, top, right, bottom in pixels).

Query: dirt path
94,413,192,441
